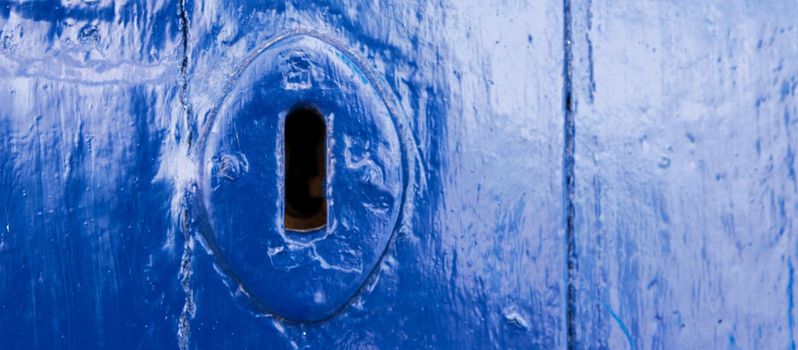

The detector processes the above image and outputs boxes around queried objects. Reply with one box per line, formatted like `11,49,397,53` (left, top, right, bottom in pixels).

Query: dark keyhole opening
284,105,327,231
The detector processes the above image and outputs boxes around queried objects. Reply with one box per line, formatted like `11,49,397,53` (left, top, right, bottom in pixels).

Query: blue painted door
1,1,564,348
569,2,798,348
1,1,796,349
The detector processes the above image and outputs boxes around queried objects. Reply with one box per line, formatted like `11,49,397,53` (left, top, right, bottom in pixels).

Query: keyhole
284,105,327,231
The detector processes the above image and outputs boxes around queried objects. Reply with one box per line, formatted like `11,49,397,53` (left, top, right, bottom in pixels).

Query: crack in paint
178,209,195,350
176,0,195,348
178,0,195,149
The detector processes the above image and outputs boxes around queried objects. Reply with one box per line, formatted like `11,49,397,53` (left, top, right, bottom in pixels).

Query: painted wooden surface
570,1,798,348
1,0,796,349
1,1,564,348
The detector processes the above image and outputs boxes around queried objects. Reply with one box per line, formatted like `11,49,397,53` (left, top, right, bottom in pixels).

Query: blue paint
789,260,795,350
193,33,405,322
571,0,798,348
729,334,738,350
606,304,635,350
182,2,565,348
3,0,797,349
1,0,564,348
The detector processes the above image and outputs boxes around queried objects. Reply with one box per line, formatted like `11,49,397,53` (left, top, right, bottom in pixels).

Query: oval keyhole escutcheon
195,33,405,322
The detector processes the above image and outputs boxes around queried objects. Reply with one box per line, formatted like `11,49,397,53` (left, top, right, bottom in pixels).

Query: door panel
10,1,793,349
0,1,184,348
570,1,798,348
182,1,565,348
1,0,565,348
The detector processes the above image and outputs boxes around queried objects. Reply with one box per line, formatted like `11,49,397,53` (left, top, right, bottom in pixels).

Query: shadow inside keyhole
284,105,327,231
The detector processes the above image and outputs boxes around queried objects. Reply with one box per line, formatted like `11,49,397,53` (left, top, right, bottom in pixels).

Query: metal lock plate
194,34,405,322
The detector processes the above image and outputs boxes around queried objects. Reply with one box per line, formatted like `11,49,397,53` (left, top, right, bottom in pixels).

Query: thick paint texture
196,33,404,322
182,1,563,348
0,1,184,349
570,1,798,348
1,0,562,348
2,0,794,349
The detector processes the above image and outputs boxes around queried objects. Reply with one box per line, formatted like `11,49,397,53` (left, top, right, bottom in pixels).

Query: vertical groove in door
562,0,577,348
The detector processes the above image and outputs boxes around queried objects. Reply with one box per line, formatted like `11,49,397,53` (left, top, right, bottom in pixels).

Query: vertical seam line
562,0,577,348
